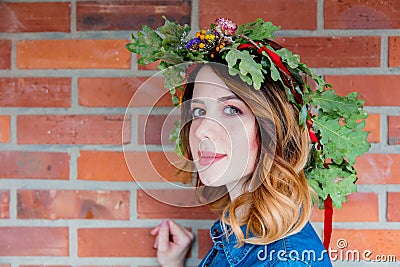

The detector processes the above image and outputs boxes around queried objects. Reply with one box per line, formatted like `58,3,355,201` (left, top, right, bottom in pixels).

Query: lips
198,151,226,166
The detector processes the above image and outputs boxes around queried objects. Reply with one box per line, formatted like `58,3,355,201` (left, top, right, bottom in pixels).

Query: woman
150,63,331,266
127,17,369,267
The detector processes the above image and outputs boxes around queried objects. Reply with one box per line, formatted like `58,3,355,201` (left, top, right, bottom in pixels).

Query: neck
226,176,249,201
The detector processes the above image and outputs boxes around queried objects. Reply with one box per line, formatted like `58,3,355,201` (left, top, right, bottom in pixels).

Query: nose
192,116,220,141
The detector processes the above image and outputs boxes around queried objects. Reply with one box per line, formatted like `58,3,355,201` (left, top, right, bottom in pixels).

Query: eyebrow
191,95,239,104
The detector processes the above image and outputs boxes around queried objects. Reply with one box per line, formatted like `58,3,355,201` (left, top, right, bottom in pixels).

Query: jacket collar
210,219,256,266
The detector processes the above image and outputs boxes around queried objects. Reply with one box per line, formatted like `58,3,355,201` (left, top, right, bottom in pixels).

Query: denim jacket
198,219,332,267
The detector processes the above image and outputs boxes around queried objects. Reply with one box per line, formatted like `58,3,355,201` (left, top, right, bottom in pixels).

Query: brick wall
0,0,399,266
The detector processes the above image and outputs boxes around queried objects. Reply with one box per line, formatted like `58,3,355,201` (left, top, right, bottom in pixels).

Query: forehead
192,66,233,99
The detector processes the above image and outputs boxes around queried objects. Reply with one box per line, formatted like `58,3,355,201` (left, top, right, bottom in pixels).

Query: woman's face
188,66,259,190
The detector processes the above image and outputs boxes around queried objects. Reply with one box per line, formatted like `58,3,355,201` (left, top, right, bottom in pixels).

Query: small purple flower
215,17,237,36
185,38,202,49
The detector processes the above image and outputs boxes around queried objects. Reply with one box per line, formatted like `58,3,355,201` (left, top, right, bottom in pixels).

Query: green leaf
236,18,281,40
225,48,264,89
159,16,191,50
162,64,188,91
306,165,357,209
312,113,370,165
275,48,300,69
169,120,184,157
311,90,364,120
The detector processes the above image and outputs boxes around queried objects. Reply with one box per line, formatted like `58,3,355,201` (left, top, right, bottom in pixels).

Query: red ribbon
323,196,333,251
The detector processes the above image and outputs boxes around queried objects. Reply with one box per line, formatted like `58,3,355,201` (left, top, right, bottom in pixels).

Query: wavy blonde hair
178,62,313,246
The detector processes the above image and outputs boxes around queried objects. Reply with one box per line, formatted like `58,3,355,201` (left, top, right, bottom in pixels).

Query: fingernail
161,219,168,227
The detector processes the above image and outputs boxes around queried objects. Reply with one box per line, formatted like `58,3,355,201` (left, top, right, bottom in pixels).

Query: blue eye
192,107,206,118
224,105,242,115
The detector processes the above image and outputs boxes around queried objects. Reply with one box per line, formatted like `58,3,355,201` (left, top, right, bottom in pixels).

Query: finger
153,233,159,249
157,220,170,252
150,225,160,235
168,220,193,244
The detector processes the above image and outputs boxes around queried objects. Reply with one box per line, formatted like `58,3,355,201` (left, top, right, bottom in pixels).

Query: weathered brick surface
78,227,156,257
200,0,317,30
355,154,400,184
325,75,400,106
0,2,70,33
0,78,71,107
0,0,398,265
18,190,130,220
137,189,218,219
388,116,400,145
77,1,191,31
0,40,11,69
0,116,10,143
0,151,69,179
278,37,381,68
0,191,10,219
0,227,69,256
78,77,171,107
325,0,400,29
311,192,378,222
17,40,130,69
17,115,129,145
389,36,400,67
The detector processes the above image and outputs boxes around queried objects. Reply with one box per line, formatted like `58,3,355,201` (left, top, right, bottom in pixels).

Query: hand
151,219,194,267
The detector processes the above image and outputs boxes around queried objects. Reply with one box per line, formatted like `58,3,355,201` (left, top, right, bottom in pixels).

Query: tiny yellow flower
196,32,200,38
201,29,206,34
200,35,205,40
216,46,220,52
199,43,205,48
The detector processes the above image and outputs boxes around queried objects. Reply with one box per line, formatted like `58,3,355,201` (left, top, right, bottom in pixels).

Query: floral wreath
126,17,371,247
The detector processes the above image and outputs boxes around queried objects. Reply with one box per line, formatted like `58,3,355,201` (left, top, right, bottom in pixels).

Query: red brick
16,40,130,69
198,229,213,258
364,114,380,143
355,154,400,184
78,77,171,107
325,0,400,29
0,2,70,33
330,230,400,259
0,227,68,256
200,0,317,30
0,78,71,107
78,151,181,182
137,190,218,219
0,151,69,179
278,37,380,68
78,151,131,181
389,36,400,67
311,192,378,222
388,116,400,145
124,151,182,182
77,1,191,31
138,114,179,145
78,228,155,257
0,116,10,143
0,191,10,219
325,75,400,106
17,115,129,145
0,40,11,69
387,192,400,222
17,190,129,220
